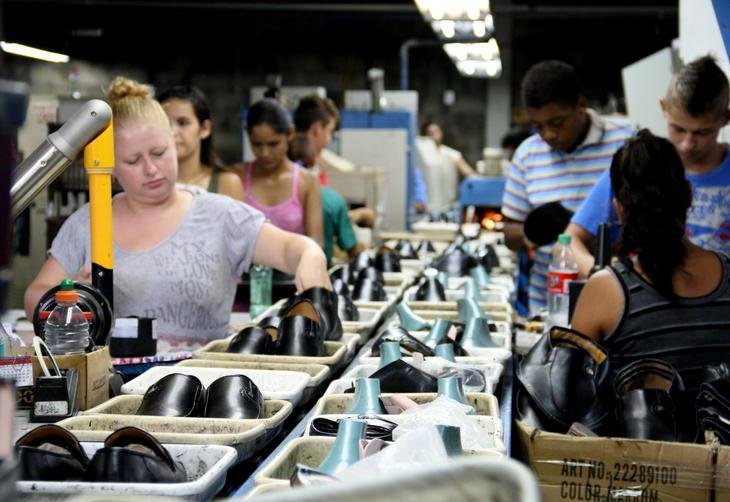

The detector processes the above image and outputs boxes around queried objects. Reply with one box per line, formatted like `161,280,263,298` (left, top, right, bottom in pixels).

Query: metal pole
399,39,442,91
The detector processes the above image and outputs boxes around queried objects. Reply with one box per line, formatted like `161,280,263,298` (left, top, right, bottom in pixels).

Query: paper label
547,271,578,295
112,318,138,339
0,356,33,386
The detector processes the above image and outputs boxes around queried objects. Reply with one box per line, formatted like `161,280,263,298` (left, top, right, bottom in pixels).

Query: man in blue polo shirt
567,55,730,275
501,60,634,314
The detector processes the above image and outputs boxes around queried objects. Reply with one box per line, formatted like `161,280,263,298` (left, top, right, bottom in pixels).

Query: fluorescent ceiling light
0,41,70,63
443,40,500,63
414,0,491,21
416,0,493,41
455,59,502,78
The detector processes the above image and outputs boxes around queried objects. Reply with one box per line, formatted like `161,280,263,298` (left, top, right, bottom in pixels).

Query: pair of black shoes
331,261,388,302
517,327,688,441
137,372,264,420
16,425,186,483
229,297,326,357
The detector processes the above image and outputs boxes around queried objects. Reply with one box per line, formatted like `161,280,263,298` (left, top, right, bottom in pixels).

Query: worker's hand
414,202,427,214
73,266,92,284
294,249,332,293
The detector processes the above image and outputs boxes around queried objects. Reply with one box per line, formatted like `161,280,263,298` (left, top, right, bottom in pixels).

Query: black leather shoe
350,253,373,272
476,243,500,273
418,240,436,254
702,362,730,384
276,298,325,356
371,326,435,357
283,287,343,341
697,406,730,444
516,327,613,434
396,240,419,259
227,326,276,354
136,373,205,417
331,264,357,285
256,315,282,331
374,247,401,273
697,378,730,416
615,359,684,442
414,277,446,302
332,278,350,297
15,424,90,481
203,374,264,419
357,266,385,285
352,277,387,302
85,427,187,483
433,246,478,277
337,294,359,321
369,359,438,393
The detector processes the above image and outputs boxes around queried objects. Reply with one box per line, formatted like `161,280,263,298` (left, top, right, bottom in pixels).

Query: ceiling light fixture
415,0,494,41
0,41,70,63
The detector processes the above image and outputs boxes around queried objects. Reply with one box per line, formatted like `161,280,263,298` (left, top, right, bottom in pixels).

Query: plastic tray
357,350,512,368
81,395,291,454
16,443,236,501
245,456,539,502
409,308,511,324
333,361,503,395
254,436,503,487
192,340,348,369
120,366,310,405
175,360,330,405
446,275,516,294
403,286,510,309
342,306,386,338
342,362,503,385
311,393,500,421
386,318,512,352
302,413,505,453
59,411,271,460
410,327,511,353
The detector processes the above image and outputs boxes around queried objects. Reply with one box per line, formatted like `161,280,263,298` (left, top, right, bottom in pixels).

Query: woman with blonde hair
25,77,330,349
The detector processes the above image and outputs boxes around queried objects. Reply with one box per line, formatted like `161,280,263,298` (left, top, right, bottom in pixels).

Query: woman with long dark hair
571,129,730,393
159,85,244,201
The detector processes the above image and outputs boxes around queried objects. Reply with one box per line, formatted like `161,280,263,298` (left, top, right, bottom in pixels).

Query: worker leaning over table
24,76,331,350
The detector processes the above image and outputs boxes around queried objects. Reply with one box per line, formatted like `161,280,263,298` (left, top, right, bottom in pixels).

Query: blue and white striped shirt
501,109,634,313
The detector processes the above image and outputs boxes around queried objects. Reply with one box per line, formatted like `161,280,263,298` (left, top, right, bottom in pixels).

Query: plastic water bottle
44,279,90,355
547,234,579,328
249,265,272,318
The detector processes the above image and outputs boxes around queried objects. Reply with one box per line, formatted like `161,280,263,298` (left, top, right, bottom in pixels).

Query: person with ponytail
158,85,244,201
571,129,730,394
25,77,330,350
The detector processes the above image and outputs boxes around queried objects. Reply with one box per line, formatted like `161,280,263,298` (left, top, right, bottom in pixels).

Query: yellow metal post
83,122,114,310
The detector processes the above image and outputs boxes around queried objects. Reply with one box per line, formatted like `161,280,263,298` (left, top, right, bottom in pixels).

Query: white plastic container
121,366,310,405
16,443,237,501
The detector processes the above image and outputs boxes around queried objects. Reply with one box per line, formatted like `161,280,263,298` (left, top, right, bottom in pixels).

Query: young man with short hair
501,60,634,314
567,55,730,275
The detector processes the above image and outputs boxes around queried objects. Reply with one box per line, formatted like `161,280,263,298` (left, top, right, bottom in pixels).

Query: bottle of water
44,279,89,355
249,265,272,319
547,234,579,328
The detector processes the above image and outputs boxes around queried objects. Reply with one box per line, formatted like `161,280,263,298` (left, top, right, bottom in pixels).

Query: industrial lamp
443,40,502,78
414,0,494,41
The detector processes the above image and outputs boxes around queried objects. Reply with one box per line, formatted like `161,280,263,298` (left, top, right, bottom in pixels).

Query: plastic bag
394,395,495,450
421,357,502,393
336,426,448,482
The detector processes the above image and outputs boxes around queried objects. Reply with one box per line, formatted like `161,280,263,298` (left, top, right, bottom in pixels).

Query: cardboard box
14,346,110,410
715,445,730,502
517,421,715,502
